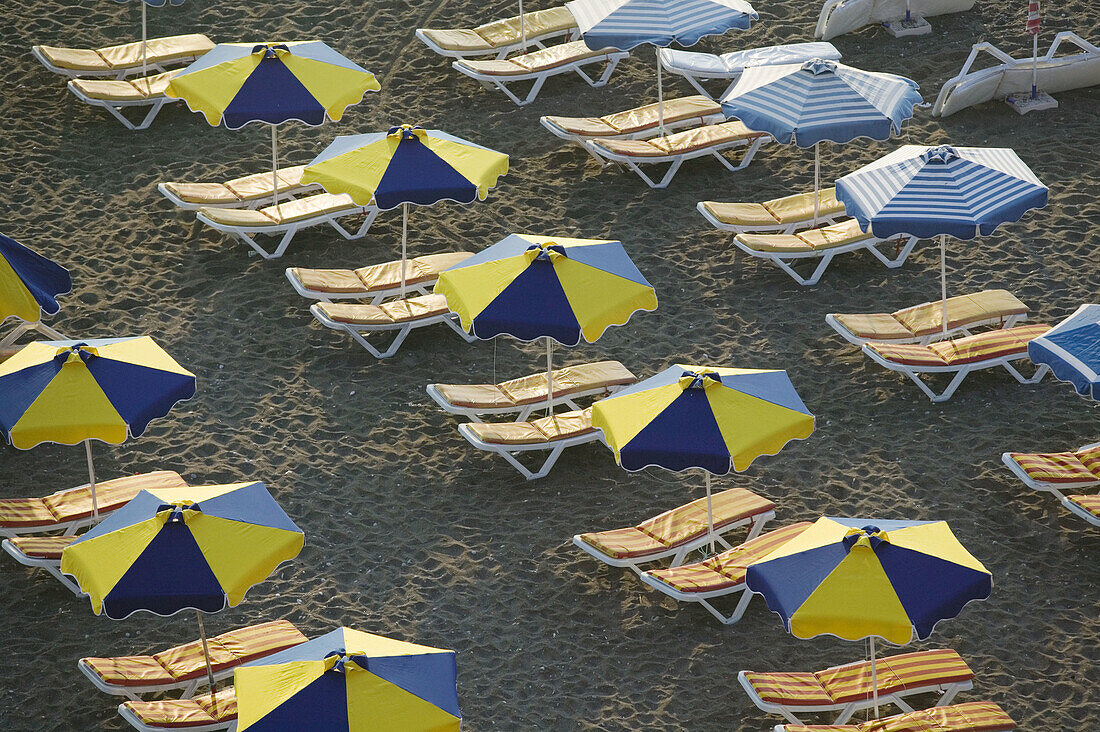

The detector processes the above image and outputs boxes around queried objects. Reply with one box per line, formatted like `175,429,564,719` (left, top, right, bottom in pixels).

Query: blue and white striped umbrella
836,144,1048,338
565,0,758,51
1028,304,1100,401
719,59,922,147
834,144,1049,240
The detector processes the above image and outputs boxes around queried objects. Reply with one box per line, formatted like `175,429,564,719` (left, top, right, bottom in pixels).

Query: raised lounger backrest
638,488,775,548
122,687,238,728
763,188,844,224
927,323,1049,365
795,219,872,250
892,290,1027,338
599,95,720,135
817,649,972,704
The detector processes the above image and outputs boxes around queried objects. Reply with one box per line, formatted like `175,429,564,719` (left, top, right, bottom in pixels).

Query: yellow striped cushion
893,290,1027,339
764,188,845,224
819,649,972,704
928,324,1048,366
216,619,307,663
0,498,55,528
196,688,238,722
601,95,719,135
865,342,949,367
796,219,871,250
781,702,1015,731
532,408,594,440
7,535,75,559
154,639,237,681
1067,494,1100,518
1007,451,1098,484
43,470,188,523
122,687,237,728
84,654,177,687
742,671,833,706
578,526,665,559
1076,444,1100,474
702,201,779,228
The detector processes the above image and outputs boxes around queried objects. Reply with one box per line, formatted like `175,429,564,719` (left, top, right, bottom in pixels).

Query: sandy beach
1,0,1098,729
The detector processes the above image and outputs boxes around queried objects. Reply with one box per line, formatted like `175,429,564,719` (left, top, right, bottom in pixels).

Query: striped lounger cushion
1006,445,1100,483
1066,494,1100,520
290,252,473,295
780,701,1015,731
544,95,720,138
868,324,1050,367
316,294,452,326
466,408,595,445
162,166,307,207
458,40,615,76
420,7,577,54
437,361,636,410
122,687,238,728
0,471,187,530
7,535,76,559
577,488,775,559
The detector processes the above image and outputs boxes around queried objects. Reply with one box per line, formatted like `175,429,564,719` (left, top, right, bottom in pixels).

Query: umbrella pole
704,470,715,554
271,125,280,220
400,203,409,299
656,48,665,137
812,141,820,227
85,440,98,519
940,234,948,339
196,610,218,712
1032,32,1039,99
870,635,880,718
905,0,911,22
545,337,553,417
141,1,148,78
519,0,526,52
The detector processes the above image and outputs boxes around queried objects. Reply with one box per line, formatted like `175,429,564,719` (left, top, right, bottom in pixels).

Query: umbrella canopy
1028,304,1100,400
60,481,304,618
592,365,815,474
165,42,379,129
434,234,657,346
834,144,1049,240
0,233,72,326
235,627,460,731
0,337,195,450
745,517,992,644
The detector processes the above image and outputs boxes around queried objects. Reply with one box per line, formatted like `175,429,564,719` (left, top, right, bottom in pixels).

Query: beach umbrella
592,365,814,549
60,481,304,713
720,58,922,225
745,517,992,717
835,144,1048,338
0,233,72,347
234,627,460,731
301,125,509,298
0,337,196,517
1028,304,1100,401
166,42,380,219
565,0,758,134
114,0,185,76
433,234,657,415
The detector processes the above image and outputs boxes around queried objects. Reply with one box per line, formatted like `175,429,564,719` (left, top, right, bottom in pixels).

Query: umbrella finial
922,145,960,163
842,525,890,550
156,500,201,524
387,124,427,142
678,369,722,390
251,43,290,58
53,343,99,364
525,241,568,262
324,649,369,674
801,58,838,75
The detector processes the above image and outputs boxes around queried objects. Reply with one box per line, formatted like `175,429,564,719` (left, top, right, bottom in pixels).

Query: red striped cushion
1067,494,1100,519
742,671,833,706
929,324,1047,366
1007,452,1097,484
866,342,949,367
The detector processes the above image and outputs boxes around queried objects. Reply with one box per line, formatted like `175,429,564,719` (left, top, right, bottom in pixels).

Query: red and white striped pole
1027,0,1041,98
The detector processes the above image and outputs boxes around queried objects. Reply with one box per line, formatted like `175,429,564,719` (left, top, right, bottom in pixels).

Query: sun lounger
417,6,580,59
457,407,600,480
195,193,380,259
0,470,188,538
861,324,1051,402
119,687,237,732
2,534,81,594
659,42,842,99
698,188,848,235
452,40,629,106
827,290,1029,346
815,0,977,42
540,96,724,160
740,649,975,724
585,121,772,188
731,219,919,286
573,487,776,573
639,522,812,624
158,165,319,211
286,252,475,304
1002,442,1100,526
772,701,1015,732
79,620,307,701
66,69,181,130
309,293,476,359
33,34,215,79
427,360,637,421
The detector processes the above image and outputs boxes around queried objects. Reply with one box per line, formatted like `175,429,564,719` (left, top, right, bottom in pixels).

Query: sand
1,0,1098,729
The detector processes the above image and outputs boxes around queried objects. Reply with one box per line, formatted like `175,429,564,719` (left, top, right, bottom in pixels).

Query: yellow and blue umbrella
593,365,814,547
302,125,509,297
0,337,196,515
0,233,71,342
61,481,304,710
745,517,992,715
235,627,460,731
434,234,657,414
166,42,380,218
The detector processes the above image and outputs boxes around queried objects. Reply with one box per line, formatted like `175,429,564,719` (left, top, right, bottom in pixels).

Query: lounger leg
936,683,965,706
237,227,298,259
866,236,919,268
904,367,970,402
744,515,768,541
328,208,378,240
344,324,412,359
890,695,917,713
44,564,87,597
770,251,835,286
1003,361,1049,384
713,137,767,172
700,589,754,624
181,679,200,699
681,74,716,99
100,103,142,131
490,76,547,106
833,704,861,725
132,99,168,131
440,314,478,343
573,57,623,88
493,445,560,480
622,158,683,189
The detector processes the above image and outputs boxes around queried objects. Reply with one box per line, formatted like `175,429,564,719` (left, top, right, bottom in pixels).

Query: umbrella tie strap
388,124,426,142
801,58,838,75
53,344,99,364
922,145,960,163
678,370,722,390
156,501,201,524
842,525,890,550
252,43,290,58
324,649,369,674
525,242,567,263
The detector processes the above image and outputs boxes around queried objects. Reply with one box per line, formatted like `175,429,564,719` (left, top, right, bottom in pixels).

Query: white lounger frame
862,345,1050,402
825,310,1028,346
426,381,632,422
933,32,1100,117
196,205,380,259
0,319,65,352
66,81,178,130
1,538,84,596
739,668,973,725
284,268,438,306
571,509,775,575
539,109,726,163
309,303,476,359
697,200,847,235
1001,446,1100,526
638,569,759,625
33,46,205,80
814,0,976,41
733,234,919,286
586,135,771,188
80,657,242,702
658,42,842,100
415,27,581,60
457,423,601,480
157,182,321,211
118,704,236,732
452,50,629,106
